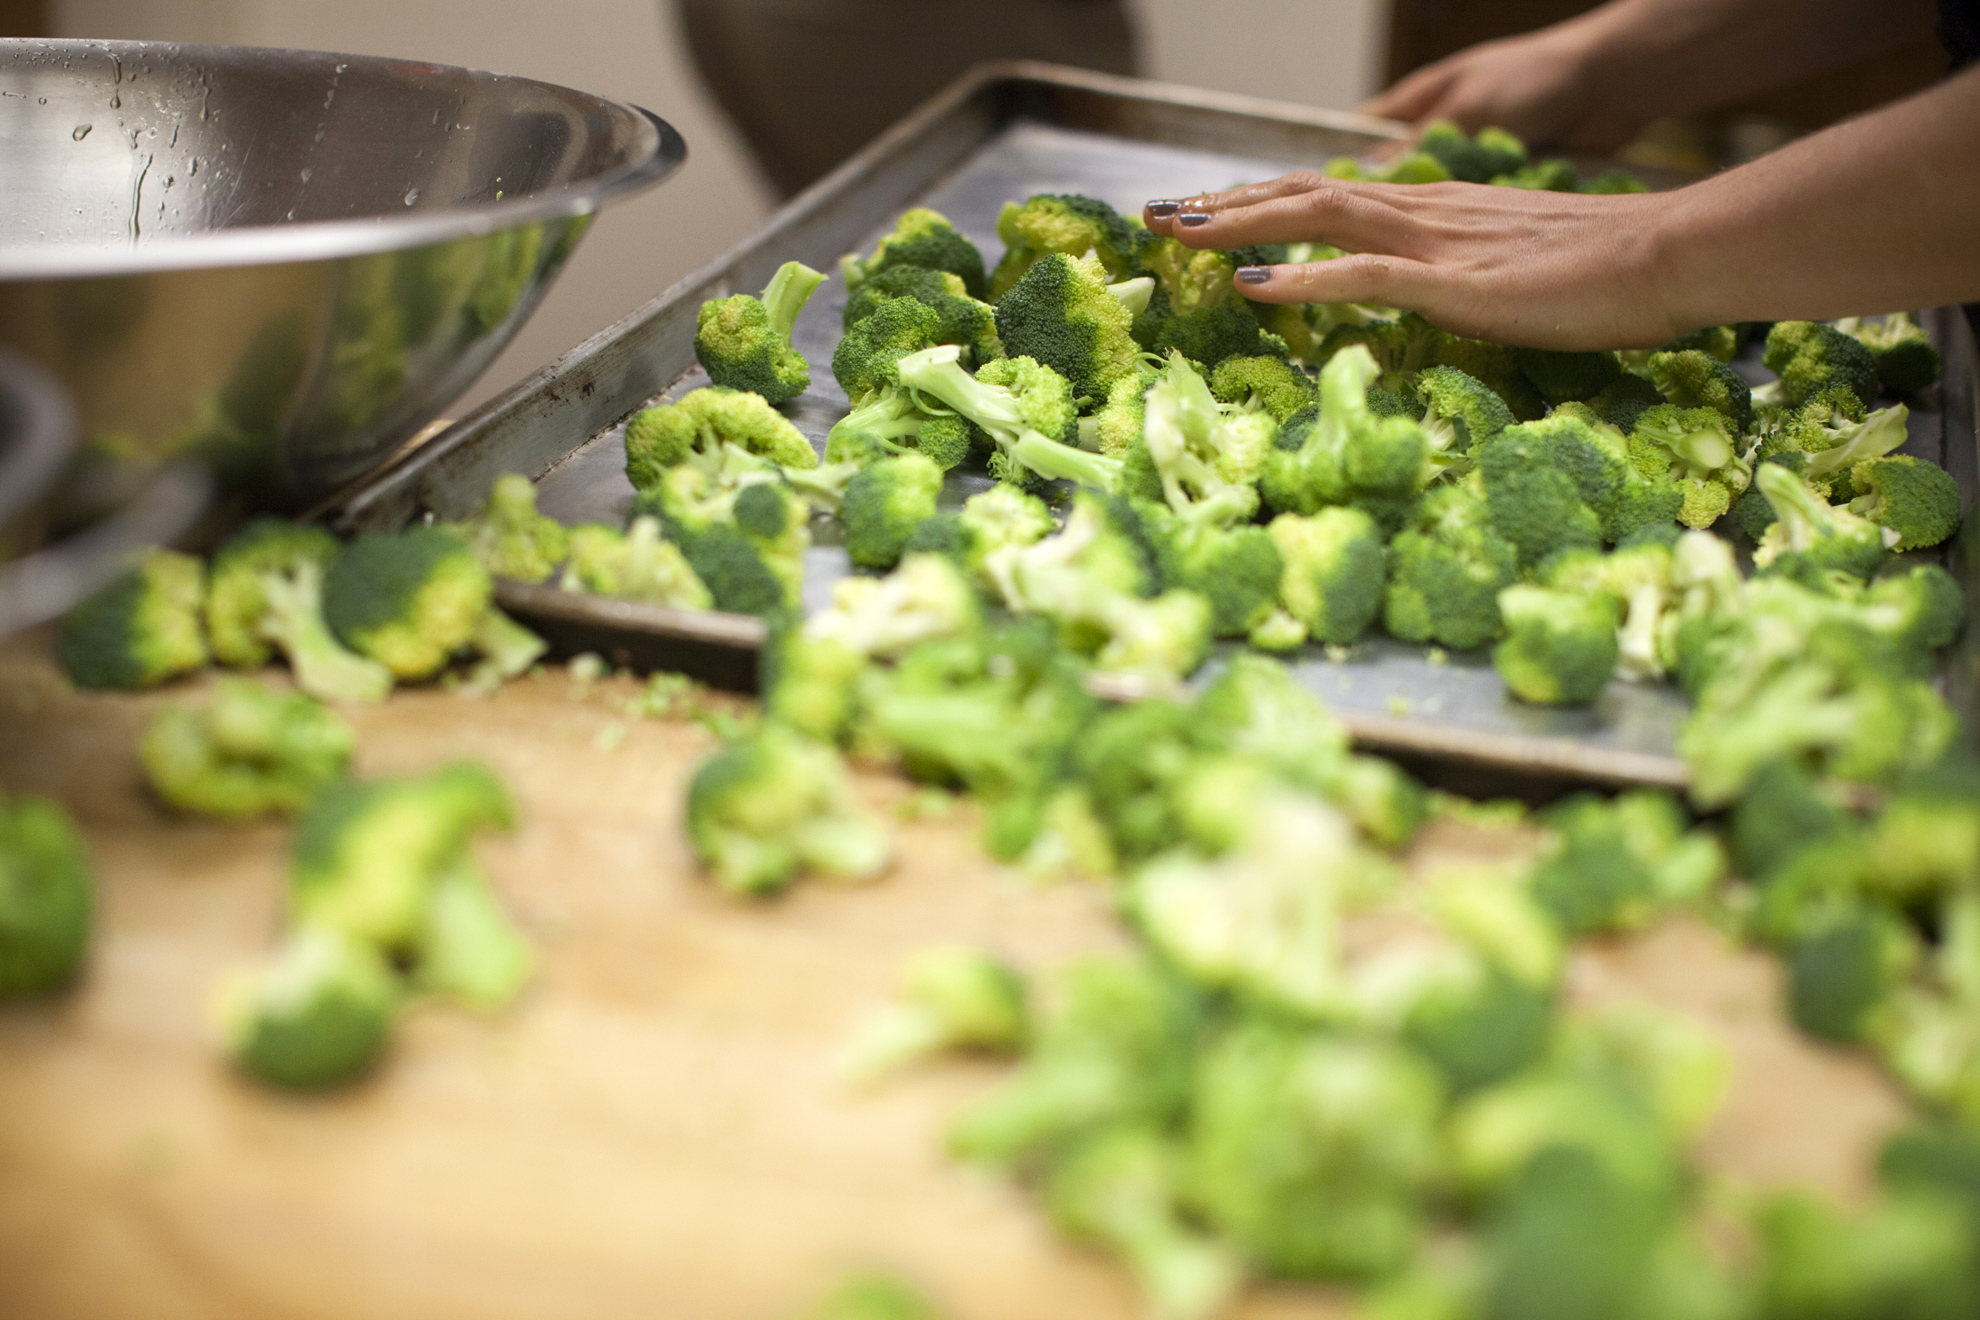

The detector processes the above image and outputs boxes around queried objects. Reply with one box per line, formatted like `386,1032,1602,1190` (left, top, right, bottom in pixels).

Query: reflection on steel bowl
0,40,686,505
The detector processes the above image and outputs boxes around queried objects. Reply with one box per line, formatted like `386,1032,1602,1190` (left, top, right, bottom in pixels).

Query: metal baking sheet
321,62,1975,790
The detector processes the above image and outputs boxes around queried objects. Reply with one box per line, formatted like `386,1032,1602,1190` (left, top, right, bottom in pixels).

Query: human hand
1142,175,1687,350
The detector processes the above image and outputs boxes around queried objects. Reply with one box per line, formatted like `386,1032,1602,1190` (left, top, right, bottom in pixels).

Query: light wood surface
0,629,1913,1320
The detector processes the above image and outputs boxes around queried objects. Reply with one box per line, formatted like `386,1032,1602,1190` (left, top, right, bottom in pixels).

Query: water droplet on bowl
404,187,421,206
72,123,91,140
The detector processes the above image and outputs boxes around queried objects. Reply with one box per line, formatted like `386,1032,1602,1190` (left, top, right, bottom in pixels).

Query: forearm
1657,63,1980,326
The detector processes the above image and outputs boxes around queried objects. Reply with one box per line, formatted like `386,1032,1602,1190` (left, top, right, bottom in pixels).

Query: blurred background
0,0,1946,415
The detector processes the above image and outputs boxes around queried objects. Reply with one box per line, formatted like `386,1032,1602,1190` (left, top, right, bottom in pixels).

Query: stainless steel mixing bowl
0,39,686,505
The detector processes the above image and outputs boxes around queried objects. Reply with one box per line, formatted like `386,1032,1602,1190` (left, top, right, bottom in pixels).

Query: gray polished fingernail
1145,200,1181,217
1236,266,1272,284
1176,211,1212,227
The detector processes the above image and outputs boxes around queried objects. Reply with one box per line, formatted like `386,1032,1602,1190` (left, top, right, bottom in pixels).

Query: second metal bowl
0,39,686,505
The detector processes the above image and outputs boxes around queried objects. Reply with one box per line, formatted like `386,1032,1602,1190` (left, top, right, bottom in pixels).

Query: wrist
1639,182,1732,334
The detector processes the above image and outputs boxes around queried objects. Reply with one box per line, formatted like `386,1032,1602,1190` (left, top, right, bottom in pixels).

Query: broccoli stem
417,859,533,1011
1108,276,1155,318
1006,430,1123,492
1755,464,1832,551
469,608,548,681
759,260,827,342
898,345,1028,433
838,1002,949,1085
1803,406,1909,479
258,562,394,704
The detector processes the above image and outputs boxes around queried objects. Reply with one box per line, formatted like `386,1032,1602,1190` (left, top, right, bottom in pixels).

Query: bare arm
1140,64,1980,350
1365,0,1938,151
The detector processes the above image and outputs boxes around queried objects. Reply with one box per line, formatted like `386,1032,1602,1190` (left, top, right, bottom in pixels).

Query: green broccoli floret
0,790,94,996
1848,455,1960,551
1414,364,1515,475
1752,463,1896,582
624,385,818,491
204,520,394,704
1728,758,1847,882
1383,484,1521,650
1047,1126,1241,1320
1545,541,1675,681
414,855,534,1012
1514,347,1623,406
839,945,1027,1084
324,527,543,683
842,207,989,300
949,953,1198,1166
1787,908,1914,1043
1135,237,1276,367
57,548,208,691
447,473,569,584
1493,585,1620,707
1418,119,1529,182
1796,404,1912,496
1192,651,1351,783
1475,425,1605,569
993,251,1143,404
1648,347,1754,432
140,679,353,819
1754,1185,1979,1320
693,259,826,405
843,452,944,570
217,926,399,1090
1184,1018,1445,1279
824,300,976,472
894,344,1116,490
1528,791,1724,935
990,193,1146,297
796,1272,946,1320
1581,168,1649,193
1518,409,1656,544
1136,350,1276,525
1494,158,1581,191
1140,505,1283,640
685,723,891,895
1269,507,1386,647
1262,344,1430,530
1315,313,1444,378
1758,320,1883,412
634,455,810,615
841,263,1002,366
290,761,516,953
1211,353,1318,422
1628,404,1752,530
958,483,1055,567
558,516,713,609
832,295,944,403
1588,372,1666,435
1837,311,1943,395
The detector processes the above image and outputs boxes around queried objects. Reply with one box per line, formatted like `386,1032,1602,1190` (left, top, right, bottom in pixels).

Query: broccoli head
1787,908,1915,1044
841,262,1001,367
839,945,1027,1084
1262,344,1430,530
141,679,354,819
1848,455,1960,551
1759,320,1883,412
1493,586,1620,707
1838,311,1943,396
414,856,535,1012
447,473,570,584
843,452,944,570
842,207,989,300
58,548,208,691
990,193,1145,297
1648,348,1754,432
1415,364,1515,475
1418,119,1529,182
1588,372,1667,435
1528,791,1724,935
1270,507,1387,647
895,344,1118,491
0,791,94,996
1628,404,1752,530
217,926,399,1090
1475,425,1605,569
1752,463,1896,582
1137,350,1276,525
686,723,891,896
693,259,826,404
1383,484,1522,650
558,516,713,609
1514,346,1623,406
323,526,539,682
993,251,1143,404
1211,353,1318,422
1140,506,1284,641
832,295,944,403
624,385,818,490
205,520,394,704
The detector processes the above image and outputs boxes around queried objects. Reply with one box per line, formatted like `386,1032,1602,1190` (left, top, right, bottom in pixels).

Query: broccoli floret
1415,364,1515,475
990,193,1145,297
958,483,1055,569
1758,320,1883,412
894,344,1117,490
1837,311,1943,395
1418,119,1529,182
1211,353,1318,422
1475,425,1605,569
1728,758,1848,881
796,1272,946,1320
447,473,569,584
1546,541,1676,681
1316,313,1443,377
685,723,890,895
949,954,1198,1166
1262,344,1430,530
832,295,944,403
1628,404,1752,530
204,521,395,704
839,945,1027,1084
1754,1186,1979,1320
1141,506,1283,640
1581,168,1649,194
1134,240,1291,369
1494,158,1581,191
324,527,543,682
841,263,1002,366
635,455,810,614
842,452,944,570
140,679,354,819
1787,908,1913,1043
1192,651,1351,782
1493,586,1620,707
1269,507,1387,646
993,251,1143,404
693,259,825,404
1648,347,1754,433
1588,372,1665,434
413,856,534,1012
217,926,399,1090
0,791,94,995
558,516,713,609
1184,1017,1445,1279
1848,455,1960,551
57,548,208,691
1519,409,1661,545
1753,463,1896,581
1528,792,1724,935
843,207,989,300
1514,347,1623,406
824,301,976,471
1383,485,1521,650
624,385,818,491
1138,350,1276,525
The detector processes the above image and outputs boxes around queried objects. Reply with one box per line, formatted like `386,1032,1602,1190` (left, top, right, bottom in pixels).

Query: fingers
1230,253,1441,309
1360,62,1456,124
1153,182,1432,257
1143,172,1331,232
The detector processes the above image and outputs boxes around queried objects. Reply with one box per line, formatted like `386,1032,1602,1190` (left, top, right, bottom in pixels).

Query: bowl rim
0,38,687,280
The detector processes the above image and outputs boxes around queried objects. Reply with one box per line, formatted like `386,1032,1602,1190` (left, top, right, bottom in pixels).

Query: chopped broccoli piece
624,385,818,490
832,295,944,403
1589,372,1666,434
204,520,394,703
843,207,989,300
686,723,891,895
1759,320,1883,412
217,926,400,1090
1581,168,1649,194
1140,505,1283,639
894,344,1115,491
1628,404,1752,531
635,458,811,616
1475,425,1605,569
843,452,944,570
324,526,540,682
840,945,1027,1083
1419,120,1529,182
1138,350,1276,525
58,548,208,691
1788,907,1914,1043
1837,311,1943,396
990,193,1146,297
559,516,713,609
1529,792,1724,935
1270,507,1387,646
1415,364,1515,475
1513,347,1622,406
447,473,569,584
0,791,94,996
1262,344,1430,530
1648,348,1754,432
1545,541,1676,681
841,262,1002,366
993,251,1143,404
1753,1185,1979,1319
1383,484,1522,651
693,260,826,405
1211,354,1318,422
412,856,533,1012
1493,585,1620,707
1849,455,1960,551
141,679,354,819
1753,463,1895,582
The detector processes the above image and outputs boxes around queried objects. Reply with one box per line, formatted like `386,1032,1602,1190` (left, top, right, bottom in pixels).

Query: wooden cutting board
0,631,1912,1320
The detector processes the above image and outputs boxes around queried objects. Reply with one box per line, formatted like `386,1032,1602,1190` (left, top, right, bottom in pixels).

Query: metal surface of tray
322,63,1978,791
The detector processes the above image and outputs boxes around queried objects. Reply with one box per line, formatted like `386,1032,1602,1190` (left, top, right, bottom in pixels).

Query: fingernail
1236,266,1272,284
1177,212,1212,227
1145,200,1181,217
